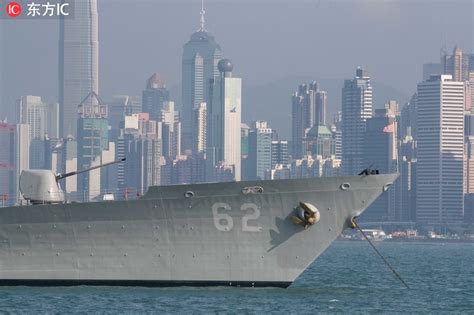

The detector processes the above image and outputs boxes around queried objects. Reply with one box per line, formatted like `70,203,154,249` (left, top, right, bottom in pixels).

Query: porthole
340,183,351,190
184,191,195,198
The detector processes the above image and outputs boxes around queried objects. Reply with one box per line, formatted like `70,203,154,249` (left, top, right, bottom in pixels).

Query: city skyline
0,1,473,226
1,1,472,134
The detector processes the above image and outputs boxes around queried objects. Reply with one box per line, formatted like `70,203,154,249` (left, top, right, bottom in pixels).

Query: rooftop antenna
198,0,206,31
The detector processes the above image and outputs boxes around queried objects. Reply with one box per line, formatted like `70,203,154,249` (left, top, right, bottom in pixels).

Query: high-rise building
76,92,109,201
142,73,170,121
241,123,250,156
271,140,289,168
116,113,162,192
468,72,474,110
464,113,474,194
465,136,474,194
331,112,342,160
194,102,207,153
442,47,471,82
109,95,142,140
161,101,181,158
248,120,272,180
207,59,242,181
17,96,49,169
59,0,99,138
123,136,161,194
341,67,373,175
315,90,327,127
362,109,398,222
416,75,465,224
18,96,48,141
182,4,223,152
400,94,417,140
291,82,320,158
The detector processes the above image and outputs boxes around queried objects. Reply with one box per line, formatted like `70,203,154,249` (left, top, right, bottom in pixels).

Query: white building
17,96,50,169
207,59,241,181
194,102,207,153
18,96,48,140
416,75,465,223
161,101,181,158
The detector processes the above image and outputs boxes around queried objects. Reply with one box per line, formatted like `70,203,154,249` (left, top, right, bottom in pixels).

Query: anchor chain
350,217,410,289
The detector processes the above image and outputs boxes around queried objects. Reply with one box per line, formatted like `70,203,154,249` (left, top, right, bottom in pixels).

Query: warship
0,161,397,288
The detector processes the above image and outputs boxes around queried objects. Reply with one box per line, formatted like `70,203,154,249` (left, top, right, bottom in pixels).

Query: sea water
0,241,472,313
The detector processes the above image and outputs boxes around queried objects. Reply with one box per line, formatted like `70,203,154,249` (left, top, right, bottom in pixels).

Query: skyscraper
315,90,327,127
248,120,272,180
207,59,242,181
194,102,207,153
291,82,323,159
341,67,373,175
17,96,49,169
182,3,223,152
142,73,170,122
76,92,109,201
118,114,162,194
109,95,142,140
442,47,470,82
18,96,48,141
161,101,181,159
416,75,465,224
59,0,99,137
271,140,289,167
362,109,398,222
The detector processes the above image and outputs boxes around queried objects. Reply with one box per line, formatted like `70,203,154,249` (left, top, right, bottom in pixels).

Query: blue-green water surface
0,241,472,313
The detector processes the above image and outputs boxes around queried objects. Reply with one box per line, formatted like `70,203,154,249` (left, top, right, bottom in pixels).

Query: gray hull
0,174,397,287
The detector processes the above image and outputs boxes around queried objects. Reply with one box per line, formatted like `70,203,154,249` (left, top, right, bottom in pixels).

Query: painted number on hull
212,203,262,232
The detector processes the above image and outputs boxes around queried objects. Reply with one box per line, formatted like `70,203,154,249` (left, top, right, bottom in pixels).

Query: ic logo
6,2,22,17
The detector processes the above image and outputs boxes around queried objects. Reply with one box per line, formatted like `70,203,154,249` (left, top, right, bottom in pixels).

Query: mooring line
351,217,410,289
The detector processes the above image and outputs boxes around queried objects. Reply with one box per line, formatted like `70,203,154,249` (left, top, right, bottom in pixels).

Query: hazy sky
1,0,473,120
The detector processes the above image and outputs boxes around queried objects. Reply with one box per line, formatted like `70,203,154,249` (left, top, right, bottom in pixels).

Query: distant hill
170,76,410,140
